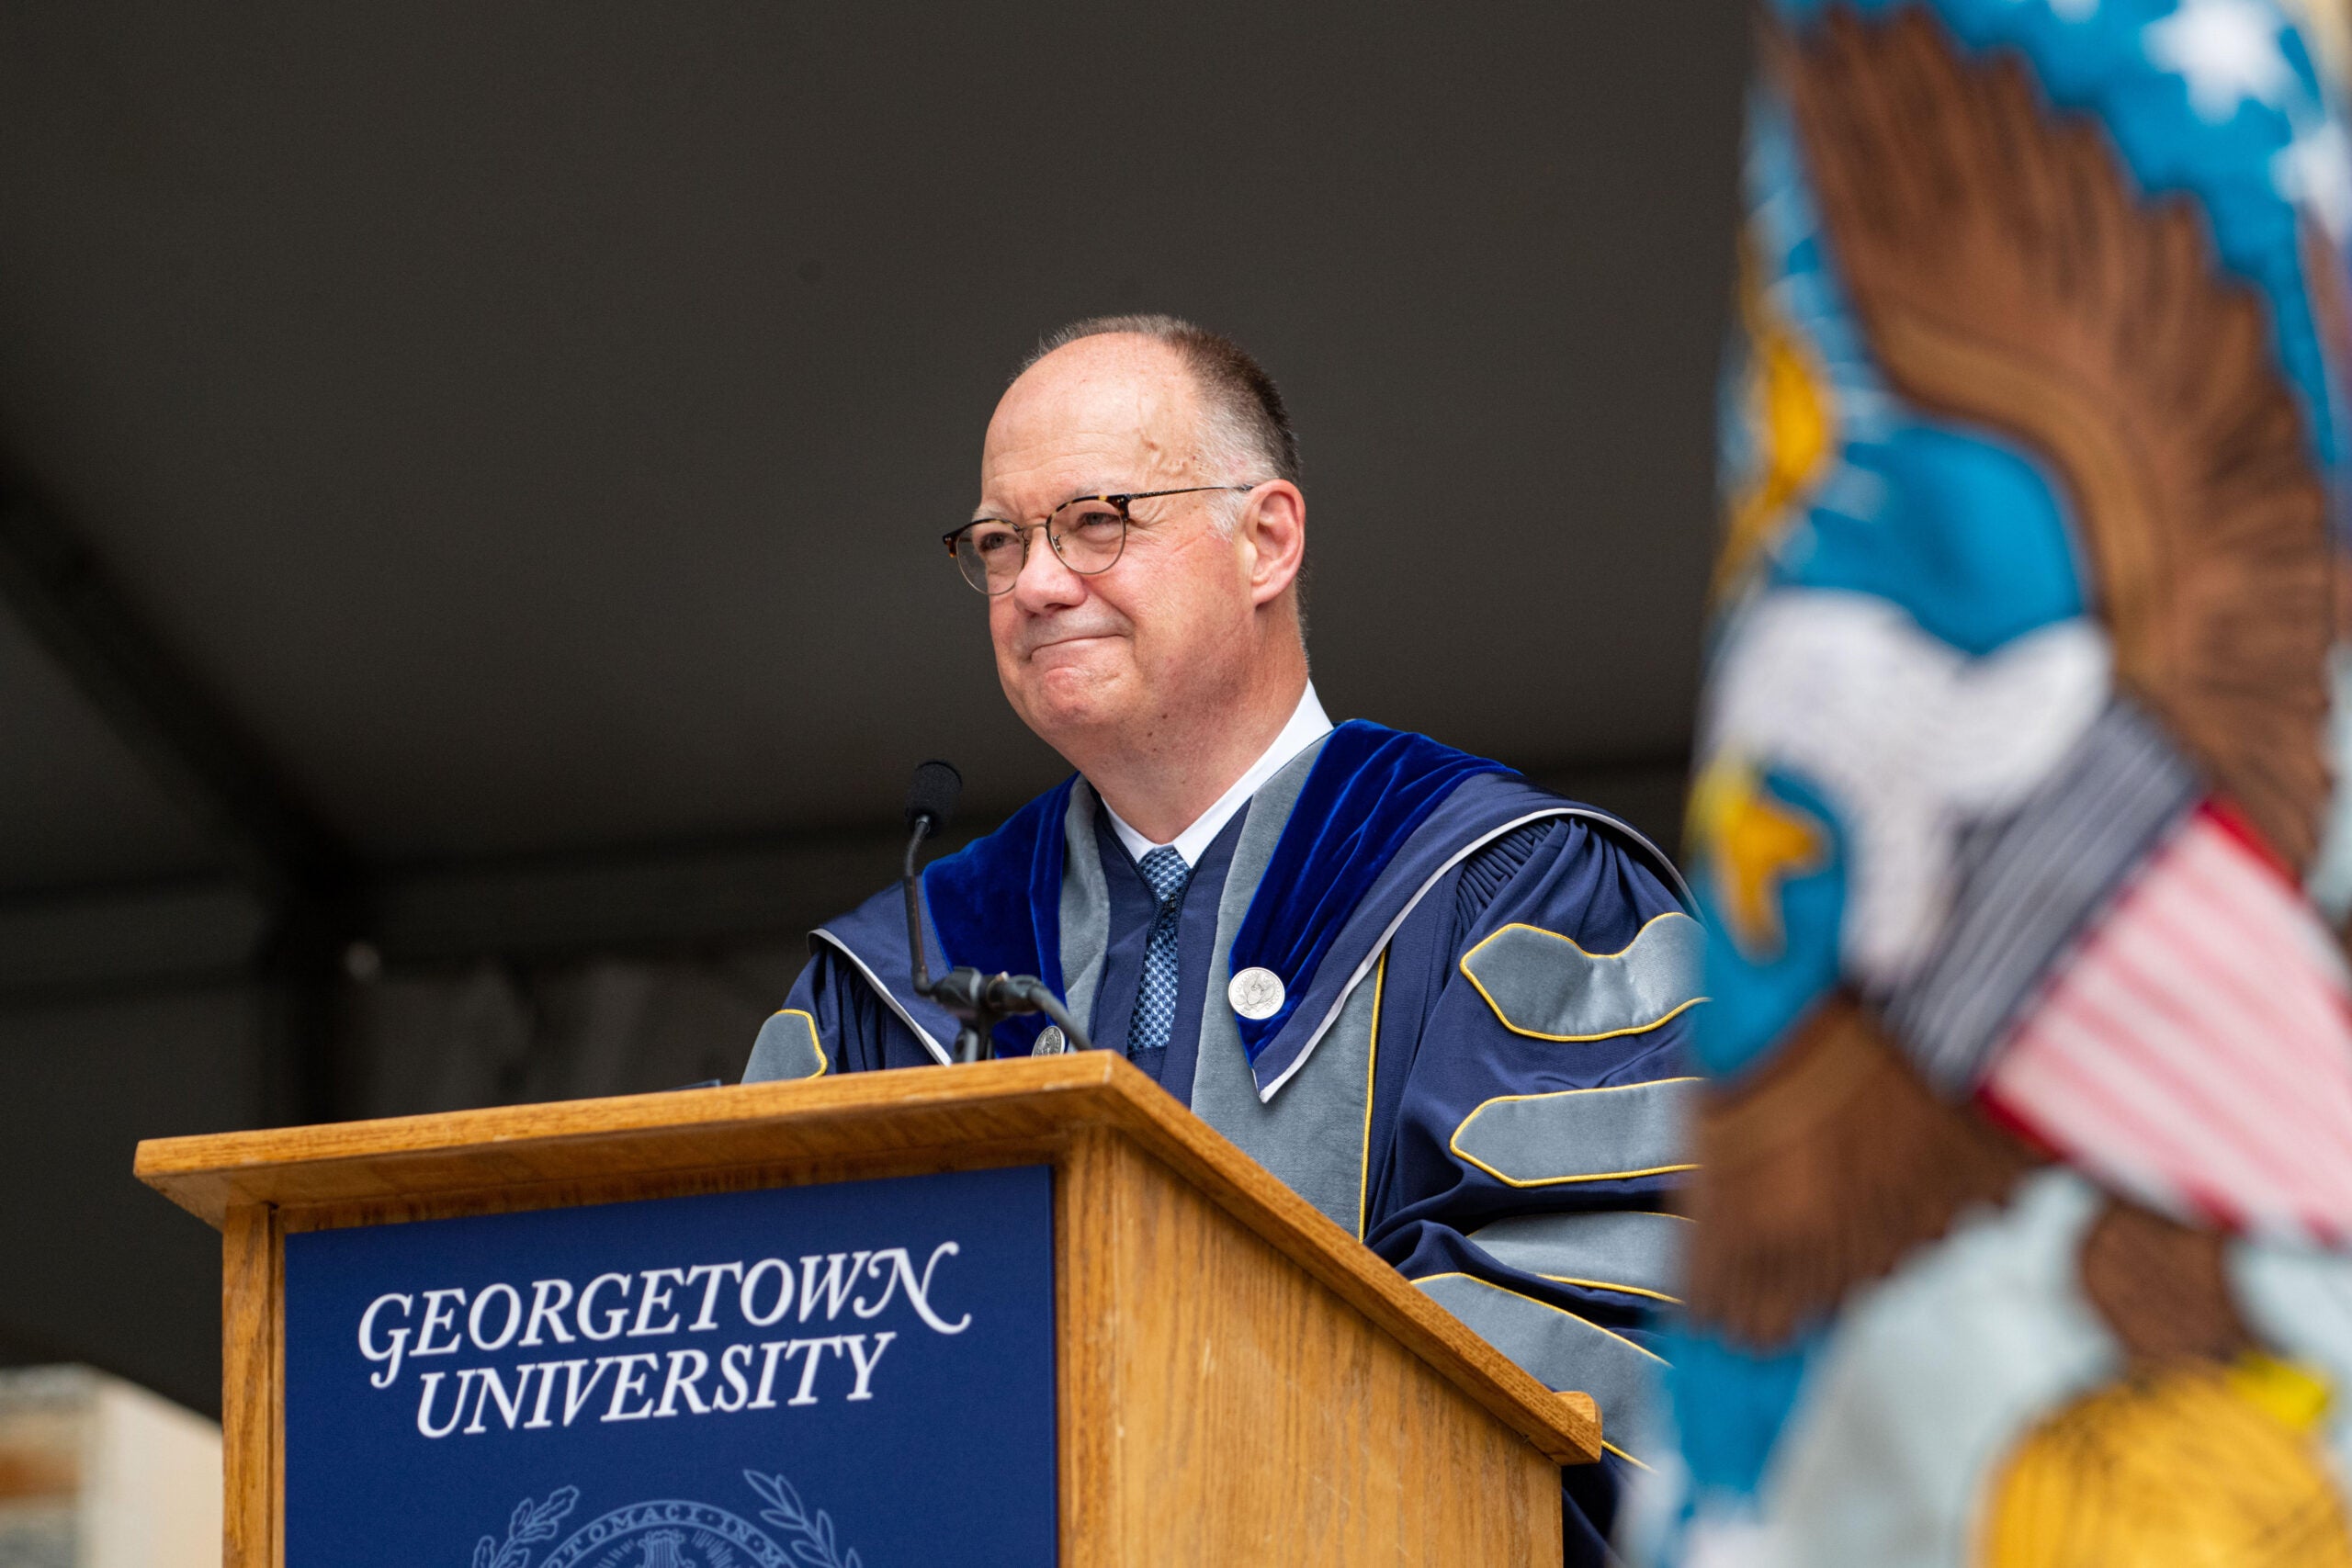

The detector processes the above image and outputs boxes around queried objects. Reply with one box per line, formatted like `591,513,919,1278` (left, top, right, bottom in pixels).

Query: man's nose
1009,526,1086,613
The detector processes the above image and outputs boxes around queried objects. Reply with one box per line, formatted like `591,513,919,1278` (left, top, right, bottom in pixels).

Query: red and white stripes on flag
1982,802,2352,1247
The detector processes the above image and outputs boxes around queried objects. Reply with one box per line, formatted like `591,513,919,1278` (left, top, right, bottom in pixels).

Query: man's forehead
978,336,1198,506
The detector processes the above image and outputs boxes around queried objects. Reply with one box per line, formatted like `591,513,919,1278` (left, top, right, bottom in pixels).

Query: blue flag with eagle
1634,0,2352,1562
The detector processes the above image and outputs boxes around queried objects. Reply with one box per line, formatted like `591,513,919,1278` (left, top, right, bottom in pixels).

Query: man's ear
1241,481,1306,608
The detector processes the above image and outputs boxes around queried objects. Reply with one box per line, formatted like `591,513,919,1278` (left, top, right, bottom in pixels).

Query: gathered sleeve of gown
1362,813,1699,1555
744,887,949,1081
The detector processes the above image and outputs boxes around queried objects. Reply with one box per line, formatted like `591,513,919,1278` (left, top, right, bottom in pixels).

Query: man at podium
743,315,1699,1562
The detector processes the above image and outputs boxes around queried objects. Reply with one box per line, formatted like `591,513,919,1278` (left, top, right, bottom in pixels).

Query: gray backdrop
0,2,1745,1413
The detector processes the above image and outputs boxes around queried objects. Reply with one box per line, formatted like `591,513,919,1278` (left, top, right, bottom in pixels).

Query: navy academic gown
743,721,1700,1563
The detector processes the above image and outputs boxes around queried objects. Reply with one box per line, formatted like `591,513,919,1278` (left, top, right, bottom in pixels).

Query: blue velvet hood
815,721,1680,1094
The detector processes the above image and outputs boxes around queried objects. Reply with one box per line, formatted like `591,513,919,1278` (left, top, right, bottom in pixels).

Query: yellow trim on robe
1448,1080,1702,1189
1466,1212,1692,1304
1537,1275,1684,1307
1456,912,1709,1043
1408,1271,1668,1364
767,1008,828,1078
1413,1271,1668,1470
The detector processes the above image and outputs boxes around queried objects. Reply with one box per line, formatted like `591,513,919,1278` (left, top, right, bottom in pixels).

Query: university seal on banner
473,1472,865,1568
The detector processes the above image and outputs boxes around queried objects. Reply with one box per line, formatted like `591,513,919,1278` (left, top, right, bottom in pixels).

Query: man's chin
1015,666,1136,741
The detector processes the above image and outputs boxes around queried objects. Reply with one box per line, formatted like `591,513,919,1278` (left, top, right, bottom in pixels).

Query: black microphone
905,760,962,837
901,760,962,995
897,760,1093,1063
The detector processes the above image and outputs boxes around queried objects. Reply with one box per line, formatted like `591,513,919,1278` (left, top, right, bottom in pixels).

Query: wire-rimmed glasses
944,486,1258,595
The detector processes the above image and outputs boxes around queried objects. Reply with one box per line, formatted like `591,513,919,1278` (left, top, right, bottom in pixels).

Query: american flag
1984,803,2352,1247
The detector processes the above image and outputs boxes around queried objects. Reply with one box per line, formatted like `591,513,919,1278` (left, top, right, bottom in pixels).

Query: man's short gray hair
1020,315,1301,512
1021,313,1310,637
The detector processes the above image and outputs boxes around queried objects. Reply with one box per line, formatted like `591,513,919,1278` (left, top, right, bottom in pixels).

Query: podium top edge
131,1054,1603,1463
134,1054,1135,1219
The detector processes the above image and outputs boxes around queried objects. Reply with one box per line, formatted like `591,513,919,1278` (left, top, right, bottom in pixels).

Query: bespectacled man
745,315,1698,1563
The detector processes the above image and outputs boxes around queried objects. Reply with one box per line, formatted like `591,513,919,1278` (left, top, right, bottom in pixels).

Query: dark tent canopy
0,2,1741,1412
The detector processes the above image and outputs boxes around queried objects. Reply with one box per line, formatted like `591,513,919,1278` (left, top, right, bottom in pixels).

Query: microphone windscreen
905,760,963,831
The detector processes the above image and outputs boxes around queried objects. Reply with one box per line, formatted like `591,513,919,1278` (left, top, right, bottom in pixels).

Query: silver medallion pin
1227,966,1285,1021
1032,1025,1068,1056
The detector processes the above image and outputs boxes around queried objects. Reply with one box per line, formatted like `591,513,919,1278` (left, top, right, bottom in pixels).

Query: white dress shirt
1101,682,1335,869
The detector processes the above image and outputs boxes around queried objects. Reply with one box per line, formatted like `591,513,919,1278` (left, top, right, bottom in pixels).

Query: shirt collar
1102,682,1333,869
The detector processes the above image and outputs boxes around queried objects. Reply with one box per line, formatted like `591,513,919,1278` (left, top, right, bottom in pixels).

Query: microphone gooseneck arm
903,812,935,996
1021,981,1091,1051
898,762,1092,1064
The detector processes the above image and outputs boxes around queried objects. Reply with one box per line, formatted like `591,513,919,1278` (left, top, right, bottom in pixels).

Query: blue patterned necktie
1125,846,1193,1060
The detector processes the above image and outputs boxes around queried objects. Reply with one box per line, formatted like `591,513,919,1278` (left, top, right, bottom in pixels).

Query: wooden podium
136,1054,1600,1566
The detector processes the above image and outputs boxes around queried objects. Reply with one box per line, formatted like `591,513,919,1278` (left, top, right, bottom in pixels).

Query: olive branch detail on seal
471,1486,580,1568
741,1469,862,1568
467,1472,863,1567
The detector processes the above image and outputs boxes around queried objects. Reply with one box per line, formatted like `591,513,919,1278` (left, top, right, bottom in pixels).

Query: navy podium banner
283,1163,1057,1566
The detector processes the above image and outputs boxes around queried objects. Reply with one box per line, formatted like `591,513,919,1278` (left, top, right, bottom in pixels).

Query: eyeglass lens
955,497,1128,594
